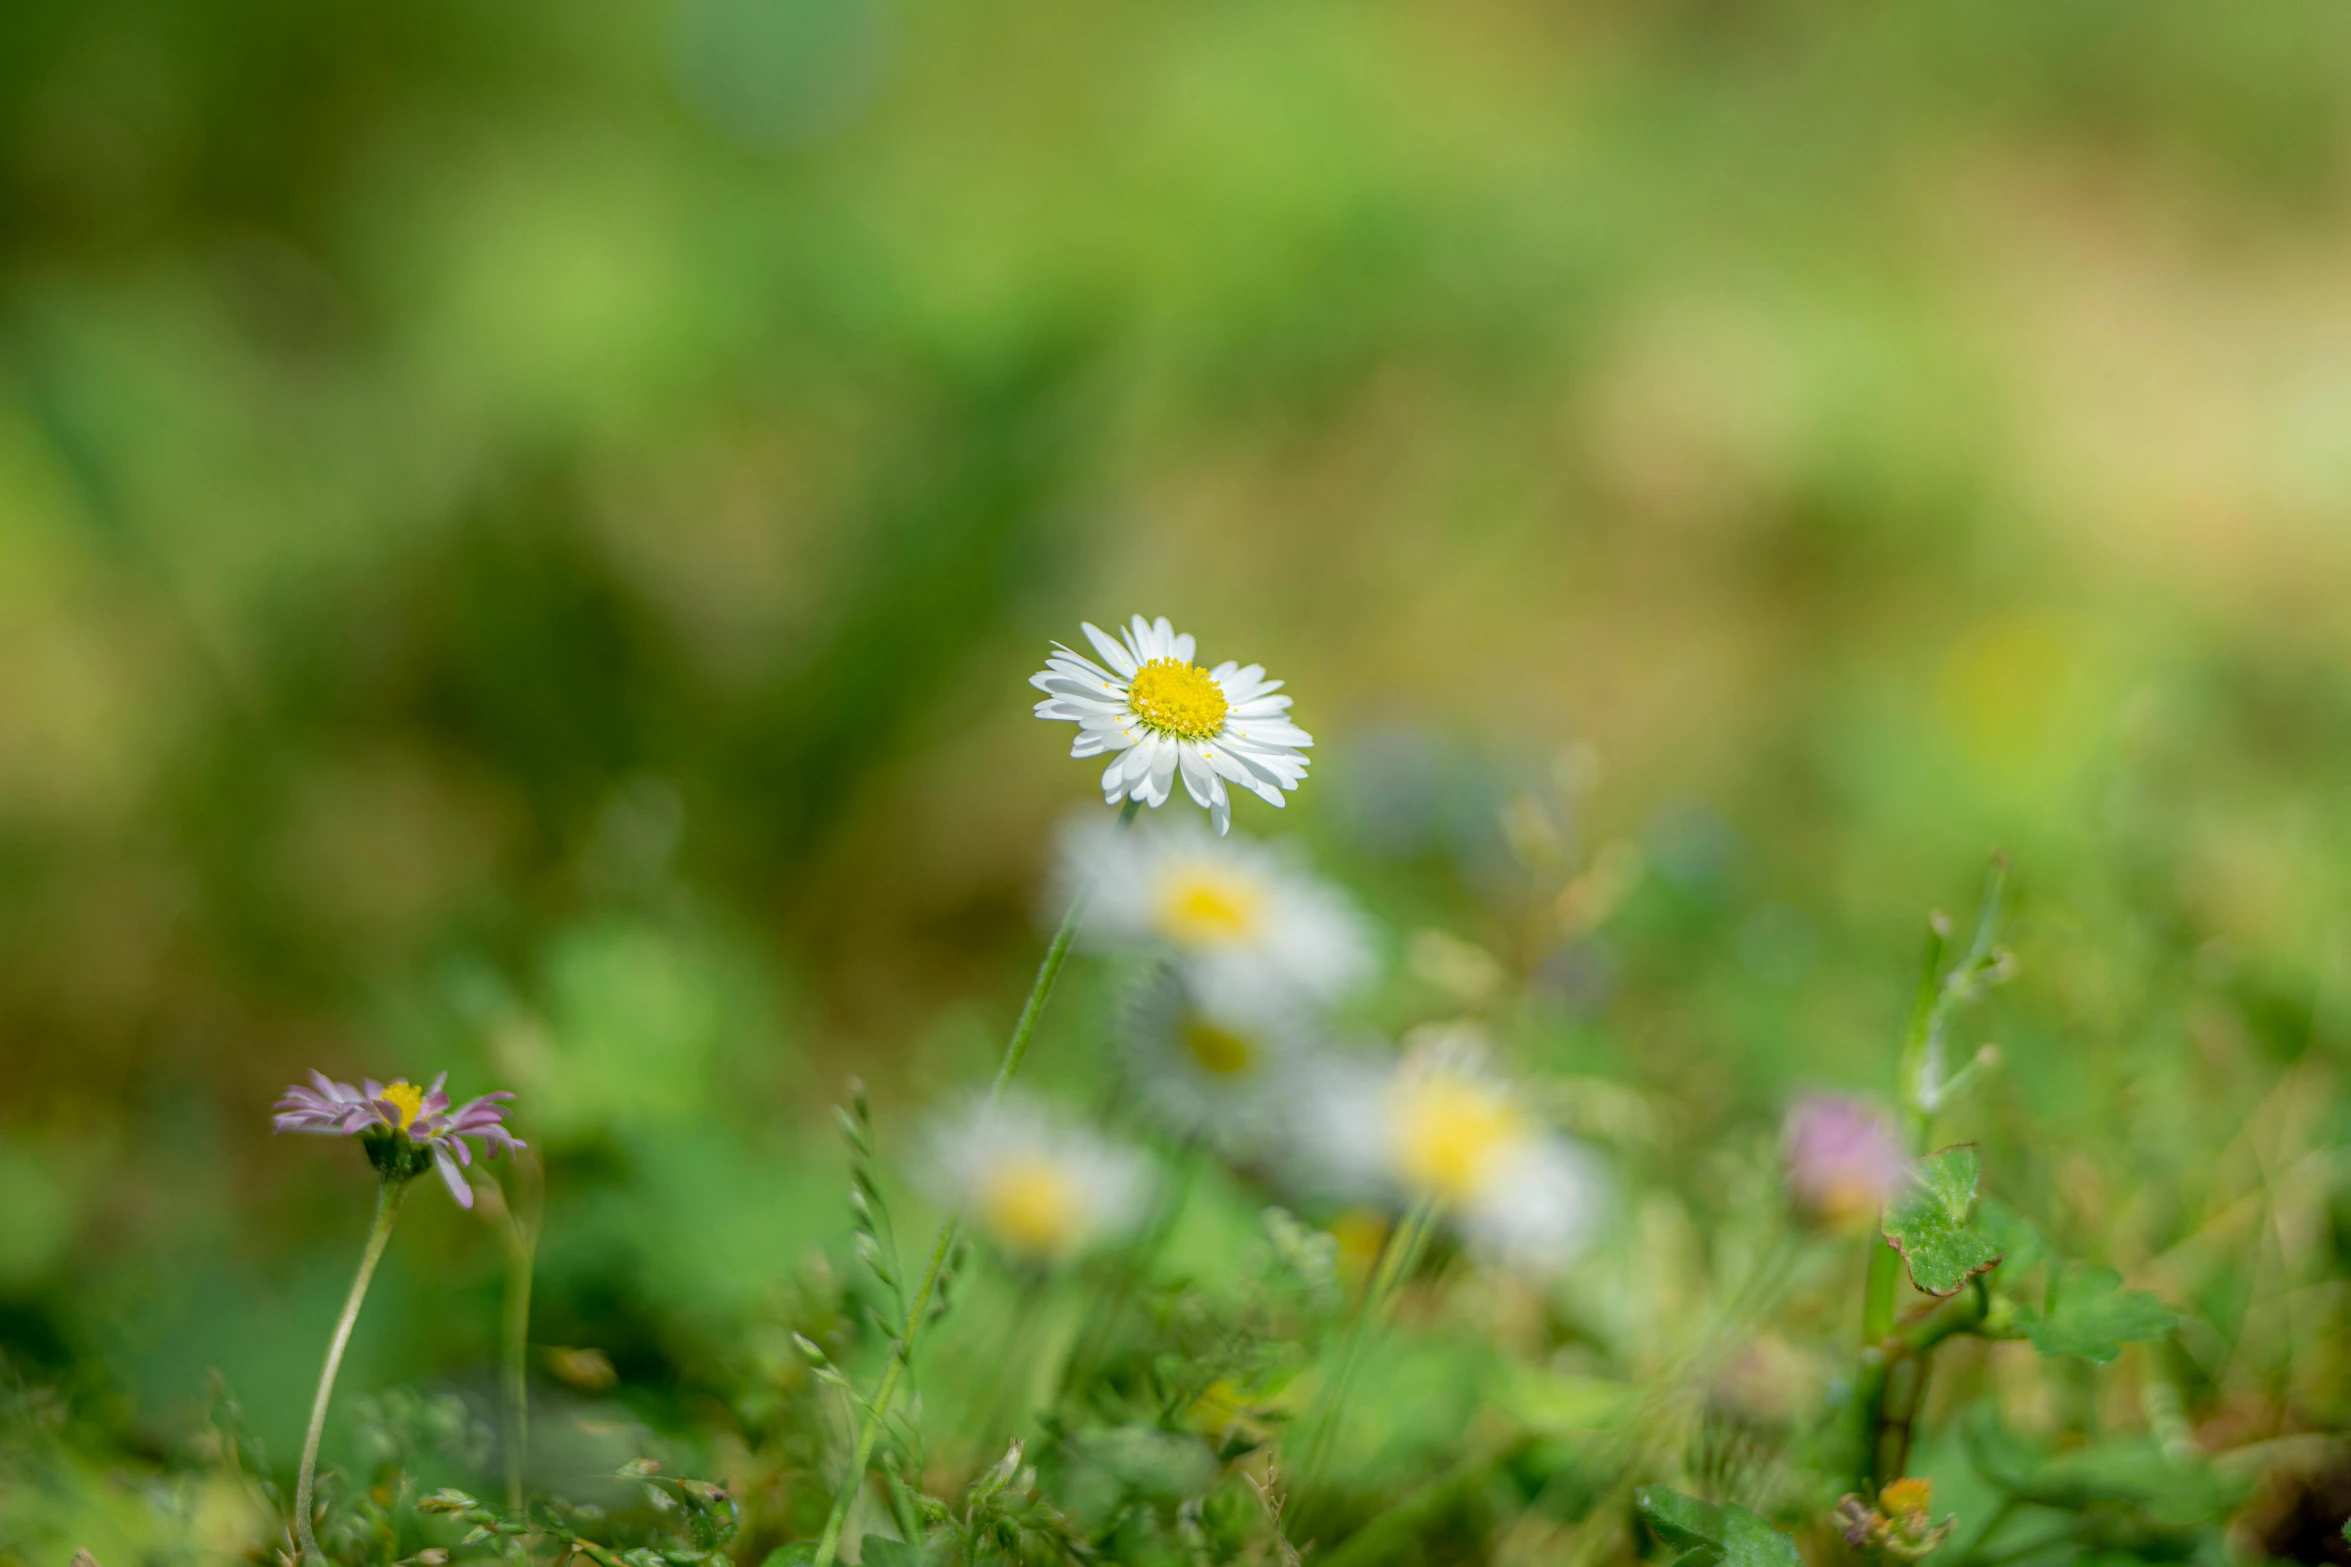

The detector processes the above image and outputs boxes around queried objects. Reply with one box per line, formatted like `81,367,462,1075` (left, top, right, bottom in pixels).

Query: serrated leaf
1635,1487,1802,1567
1638,1486,1727,1552
2020,1262,2175,1364
1881,1145,2003,1296
1975,1196,2049,1279
1961,1413,2243,1529
1720,1508,1804,1567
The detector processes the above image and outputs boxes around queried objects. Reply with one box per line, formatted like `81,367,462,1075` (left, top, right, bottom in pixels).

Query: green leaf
763,1547,820,1567
1881,1145,2003,1297
1637,1486,1726,1554
2020,1262,2176,1364
1975,1196,2049,1279
859,1536,943,1567
1635,1487,1803,1567
1717,1507,1806,1567
1961,1414,2243,1529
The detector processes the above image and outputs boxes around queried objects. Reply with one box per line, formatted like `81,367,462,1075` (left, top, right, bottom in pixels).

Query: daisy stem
1361,1198,1439,1318
1297,1200,1440,1511
295,1173,411,1565
500,1150,544,1517
809,797,1141,1567
1056,1138,1200,1401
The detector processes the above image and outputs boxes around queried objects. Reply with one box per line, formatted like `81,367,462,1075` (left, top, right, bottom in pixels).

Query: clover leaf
1636,1486,1803,1567
2019,1262,2175,1365
1880,1145,2003,1297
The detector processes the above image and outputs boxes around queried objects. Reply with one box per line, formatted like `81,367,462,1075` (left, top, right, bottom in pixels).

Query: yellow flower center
381,1081,426,1131
1880,1478,1933,1518
977,1158,1083,1257
1155,865,1265,947
1180,1018,1259,1078
1393,1075,1527,1205
1127,658,1229,740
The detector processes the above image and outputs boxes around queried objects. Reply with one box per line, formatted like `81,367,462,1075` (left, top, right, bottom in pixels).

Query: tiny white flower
1119,965,1318,1154
1031,615,1311,834
1058,815,1374,1012
926,1094,1153,1264
1300,1036,1604,1273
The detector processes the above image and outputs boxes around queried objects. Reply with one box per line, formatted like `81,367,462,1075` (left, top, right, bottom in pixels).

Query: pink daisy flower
274,1071,522,1208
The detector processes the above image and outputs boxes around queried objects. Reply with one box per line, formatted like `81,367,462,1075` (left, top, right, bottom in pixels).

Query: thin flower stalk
273,1072,521,1561
294,1175,409,1565
808,797,1141,1567
496,1150,544,1516
1294,1197,1440,1506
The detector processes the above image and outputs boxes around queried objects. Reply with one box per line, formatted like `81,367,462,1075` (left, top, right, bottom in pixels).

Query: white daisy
925,1094,1153,1265
1057,815,1375,1012
1299,1035,1605,1274
1119,965,1318,1154
1030,615,1312,834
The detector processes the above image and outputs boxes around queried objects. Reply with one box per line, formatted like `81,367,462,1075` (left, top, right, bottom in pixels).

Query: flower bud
1784,1095,1908,1230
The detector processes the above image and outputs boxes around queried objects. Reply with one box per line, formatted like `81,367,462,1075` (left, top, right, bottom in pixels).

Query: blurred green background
4,0,2351,1554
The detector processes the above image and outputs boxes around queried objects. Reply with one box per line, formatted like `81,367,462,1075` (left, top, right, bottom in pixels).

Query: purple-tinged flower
1784,1094,1908,1228
274,1071,523,1208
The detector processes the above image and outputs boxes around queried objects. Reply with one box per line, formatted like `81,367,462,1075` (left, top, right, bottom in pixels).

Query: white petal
1143,739,1177,807
1232,720,1313,748
1081,623,1139,677
1102,754,1135,799
1211,748,1292,804
1177,746,1217,808
1037,699,1123,722
1035,675,1124,702
1048,645,1118,683
1047,650,1122,684
1172,631,1196,664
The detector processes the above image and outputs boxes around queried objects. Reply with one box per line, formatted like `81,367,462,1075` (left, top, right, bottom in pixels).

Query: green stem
500,1151,543,1517
1316,1434,1534,1567
1860,925,1940,1494
976,1270,1051,1446
1863,1242,1996,1488
1861,872,1988,1495
1361,1199,1438,1318
1296,1199,1440,1510
295,1175,411,1564
809,797,1141,1567
1949,1496,2021,1567
1057,1139,1200,1402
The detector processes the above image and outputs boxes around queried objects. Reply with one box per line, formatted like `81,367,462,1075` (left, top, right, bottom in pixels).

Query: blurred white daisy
1119,966,1317,1153
1059,816,1374,1011
1030,615,1311,834
1301,1037,1604,1273
926,1095,1153,1265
